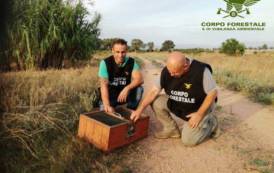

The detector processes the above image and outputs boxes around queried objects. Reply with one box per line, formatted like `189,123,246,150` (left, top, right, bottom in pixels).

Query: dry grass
133,51,274,105
1,50,273,172
130,51,274,86
197,52,274,105
195,52,274,86
0,65,133,172
0,66,99,112
95,51,274,104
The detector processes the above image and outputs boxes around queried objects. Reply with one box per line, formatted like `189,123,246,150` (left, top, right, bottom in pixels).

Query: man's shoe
154,128,181,139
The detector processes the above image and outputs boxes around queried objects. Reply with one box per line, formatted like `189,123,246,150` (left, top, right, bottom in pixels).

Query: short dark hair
111,38,127,48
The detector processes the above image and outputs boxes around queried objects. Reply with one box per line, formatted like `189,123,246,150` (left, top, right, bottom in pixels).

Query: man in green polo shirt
98,39,144,113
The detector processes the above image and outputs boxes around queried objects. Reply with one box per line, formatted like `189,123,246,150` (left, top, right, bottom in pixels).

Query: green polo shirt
98,57,140,79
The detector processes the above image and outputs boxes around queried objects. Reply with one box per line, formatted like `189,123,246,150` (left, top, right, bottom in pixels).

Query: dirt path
122,59,274,173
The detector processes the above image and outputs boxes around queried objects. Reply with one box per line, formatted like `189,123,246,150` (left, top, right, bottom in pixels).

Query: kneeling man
98,39,144,113
130,52,218,146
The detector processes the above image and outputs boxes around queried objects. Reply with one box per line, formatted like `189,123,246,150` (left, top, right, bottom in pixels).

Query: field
0,65,133,172
128,51,274,105
0,51,274,172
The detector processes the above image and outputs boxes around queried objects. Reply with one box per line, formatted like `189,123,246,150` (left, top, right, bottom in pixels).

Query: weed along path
123,59,274,173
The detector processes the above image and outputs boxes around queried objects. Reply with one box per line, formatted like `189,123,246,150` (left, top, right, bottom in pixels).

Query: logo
201,0,266,31
217,0,260,18
184,83,192,90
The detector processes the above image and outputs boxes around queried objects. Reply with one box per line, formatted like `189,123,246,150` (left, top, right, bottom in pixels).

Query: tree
147,42,154,52
1,0,101,70
261,44,268,50
161,40,175,51
131,39,144,51
99,38,120,50
220,38,246,56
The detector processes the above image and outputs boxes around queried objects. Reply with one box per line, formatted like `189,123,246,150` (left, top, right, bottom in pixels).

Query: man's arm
100,78,115,113
128,70,144,89
187,67,217,128
98,60,115,113
117,70,144,102
130,86,161,122
197,89,217,117
187,89,217,128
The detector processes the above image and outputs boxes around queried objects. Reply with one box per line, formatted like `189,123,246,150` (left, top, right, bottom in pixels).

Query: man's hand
186,112,203,129
104,105,115,113
117,86,130,103
130,110,142,122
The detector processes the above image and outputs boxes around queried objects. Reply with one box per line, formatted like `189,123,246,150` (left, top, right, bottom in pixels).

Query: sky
85,0,274,48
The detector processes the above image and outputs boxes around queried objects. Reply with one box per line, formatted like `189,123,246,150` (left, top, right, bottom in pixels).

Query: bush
214,69,274,105
220,38,246,56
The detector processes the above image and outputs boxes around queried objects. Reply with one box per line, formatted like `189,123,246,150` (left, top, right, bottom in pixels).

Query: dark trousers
95,86,144,110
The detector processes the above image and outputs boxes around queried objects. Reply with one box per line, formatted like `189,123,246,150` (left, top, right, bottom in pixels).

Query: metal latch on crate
112,112,135,137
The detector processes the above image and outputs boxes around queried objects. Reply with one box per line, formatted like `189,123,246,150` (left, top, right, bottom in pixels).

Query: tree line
0,0,272,71
99,38,175,52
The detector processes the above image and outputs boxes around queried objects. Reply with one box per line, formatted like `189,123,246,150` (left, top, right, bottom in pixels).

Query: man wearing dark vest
98,39,144,113
130,51,219,146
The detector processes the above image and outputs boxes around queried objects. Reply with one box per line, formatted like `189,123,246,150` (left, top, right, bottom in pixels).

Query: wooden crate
77,107,149,152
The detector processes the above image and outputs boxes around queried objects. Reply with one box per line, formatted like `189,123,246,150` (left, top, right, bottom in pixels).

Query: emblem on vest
184,83,192,90
125,71,129,76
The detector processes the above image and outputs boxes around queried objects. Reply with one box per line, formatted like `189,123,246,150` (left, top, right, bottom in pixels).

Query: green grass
251,158,269,167
249,158,273,173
